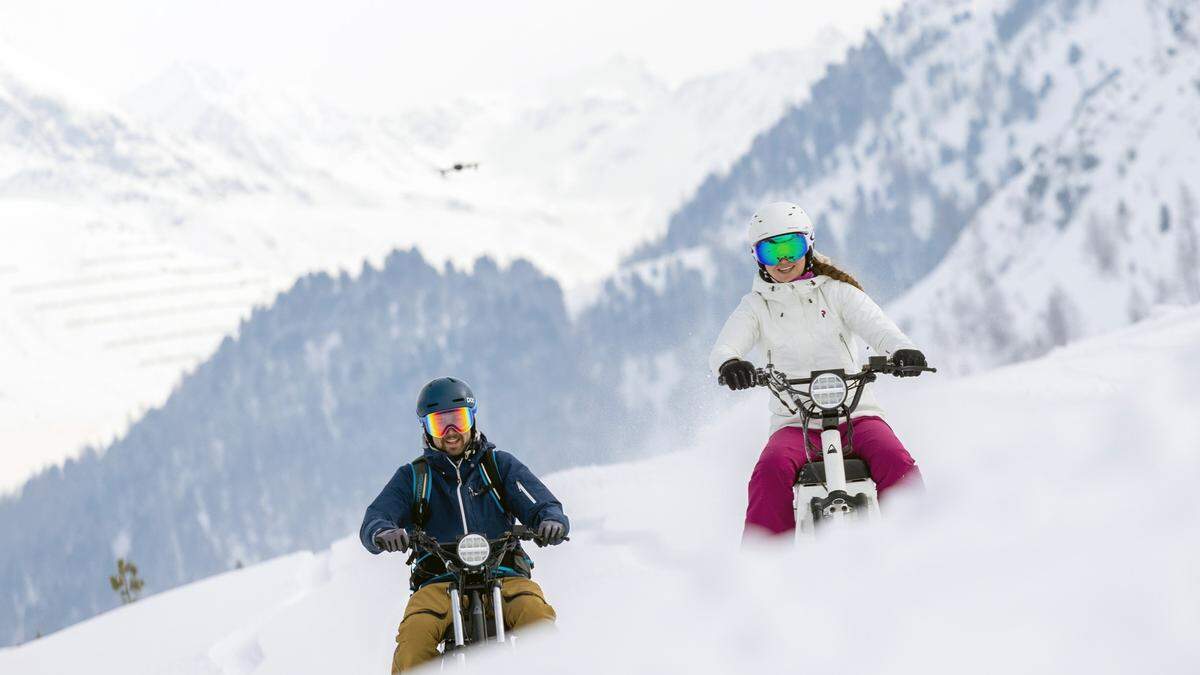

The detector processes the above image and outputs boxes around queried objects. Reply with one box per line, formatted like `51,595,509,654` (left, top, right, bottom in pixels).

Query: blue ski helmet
416,377,477,417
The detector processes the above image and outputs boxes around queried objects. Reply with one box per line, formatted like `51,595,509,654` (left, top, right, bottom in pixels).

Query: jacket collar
422,432,495,474
751,272,829,301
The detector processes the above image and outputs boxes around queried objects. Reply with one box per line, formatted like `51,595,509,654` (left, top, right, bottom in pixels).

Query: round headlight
809,373,848,410
456,534,490,567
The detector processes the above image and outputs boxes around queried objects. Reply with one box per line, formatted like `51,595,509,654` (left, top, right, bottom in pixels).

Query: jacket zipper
452,460,470,534
515,480,537,504
838,333,855,361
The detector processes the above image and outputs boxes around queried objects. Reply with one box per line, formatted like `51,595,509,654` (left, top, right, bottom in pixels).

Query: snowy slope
0,39,846,491
889,0,1200,373
4,304,1197,674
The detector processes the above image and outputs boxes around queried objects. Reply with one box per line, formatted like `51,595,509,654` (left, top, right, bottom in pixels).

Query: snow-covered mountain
0,49,279,204
632,0,1200,359
889,0,1200,372
3,303,1197,673
0,37,846,491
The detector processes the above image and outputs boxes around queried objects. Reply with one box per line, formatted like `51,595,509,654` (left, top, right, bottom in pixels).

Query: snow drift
3,305,1197,674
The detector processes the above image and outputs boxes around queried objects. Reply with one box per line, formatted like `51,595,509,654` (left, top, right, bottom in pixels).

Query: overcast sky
0,0,905,109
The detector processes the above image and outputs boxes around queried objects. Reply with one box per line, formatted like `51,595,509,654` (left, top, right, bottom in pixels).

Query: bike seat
796,459,871,486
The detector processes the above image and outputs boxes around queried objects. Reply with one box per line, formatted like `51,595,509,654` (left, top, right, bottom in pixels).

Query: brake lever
532,535,570,548
889,365,938,377
511,531,572,547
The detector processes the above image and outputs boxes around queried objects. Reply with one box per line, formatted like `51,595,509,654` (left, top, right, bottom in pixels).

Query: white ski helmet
746,201,815,255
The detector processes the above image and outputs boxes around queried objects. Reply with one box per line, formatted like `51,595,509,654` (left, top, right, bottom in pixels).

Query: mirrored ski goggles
753,233,809,266
422,406,475,438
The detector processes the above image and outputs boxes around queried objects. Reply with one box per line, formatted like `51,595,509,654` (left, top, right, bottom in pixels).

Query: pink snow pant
744,416,923,537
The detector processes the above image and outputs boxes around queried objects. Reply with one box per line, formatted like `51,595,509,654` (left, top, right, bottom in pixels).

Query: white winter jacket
709,273,917,433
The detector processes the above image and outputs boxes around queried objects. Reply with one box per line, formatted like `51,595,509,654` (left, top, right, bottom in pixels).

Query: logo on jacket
821,309,827,318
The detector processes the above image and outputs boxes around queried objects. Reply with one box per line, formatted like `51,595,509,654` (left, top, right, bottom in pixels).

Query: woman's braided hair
810,252,865,292
757,251,865,292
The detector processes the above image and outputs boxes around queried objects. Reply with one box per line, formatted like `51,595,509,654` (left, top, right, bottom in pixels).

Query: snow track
3,306,1198,674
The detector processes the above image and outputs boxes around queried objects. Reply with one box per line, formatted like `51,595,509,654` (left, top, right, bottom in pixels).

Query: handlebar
409,525,568,559
776,365,937,386
719,355,936,387
718,355,937,419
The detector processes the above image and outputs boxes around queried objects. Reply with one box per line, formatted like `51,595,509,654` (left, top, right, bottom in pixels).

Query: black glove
537,520,566,546
892,349,927,376
374,527,410,553
718,359,756,391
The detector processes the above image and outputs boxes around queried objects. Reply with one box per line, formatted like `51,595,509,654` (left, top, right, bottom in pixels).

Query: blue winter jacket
359,433,569,589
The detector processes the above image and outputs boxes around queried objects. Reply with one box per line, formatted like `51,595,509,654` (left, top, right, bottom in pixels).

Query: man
360,376,569,673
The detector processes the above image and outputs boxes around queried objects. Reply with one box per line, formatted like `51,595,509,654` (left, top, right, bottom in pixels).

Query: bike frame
443,578,508,669
740,356,934,538
408,526,560,662
807,401,884,527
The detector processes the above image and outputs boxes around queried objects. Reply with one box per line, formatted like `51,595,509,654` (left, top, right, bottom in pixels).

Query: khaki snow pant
391,577,556,673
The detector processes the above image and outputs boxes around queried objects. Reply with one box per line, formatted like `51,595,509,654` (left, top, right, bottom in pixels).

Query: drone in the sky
438,162,480,178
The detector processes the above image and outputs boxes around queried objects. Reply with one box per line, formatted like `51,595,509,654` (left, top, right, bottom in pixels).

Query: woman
710,202,926,538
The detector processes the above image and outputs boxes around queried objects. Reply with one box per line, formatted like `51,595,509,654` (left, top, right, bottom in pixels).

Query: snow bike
406,525,565,666
728,355,935,540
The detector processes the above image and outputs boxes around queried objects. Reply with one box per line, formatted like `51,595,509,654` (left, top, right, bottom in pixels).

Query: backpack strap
410,457,432,528
411,449,512,526
477,448,512,517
